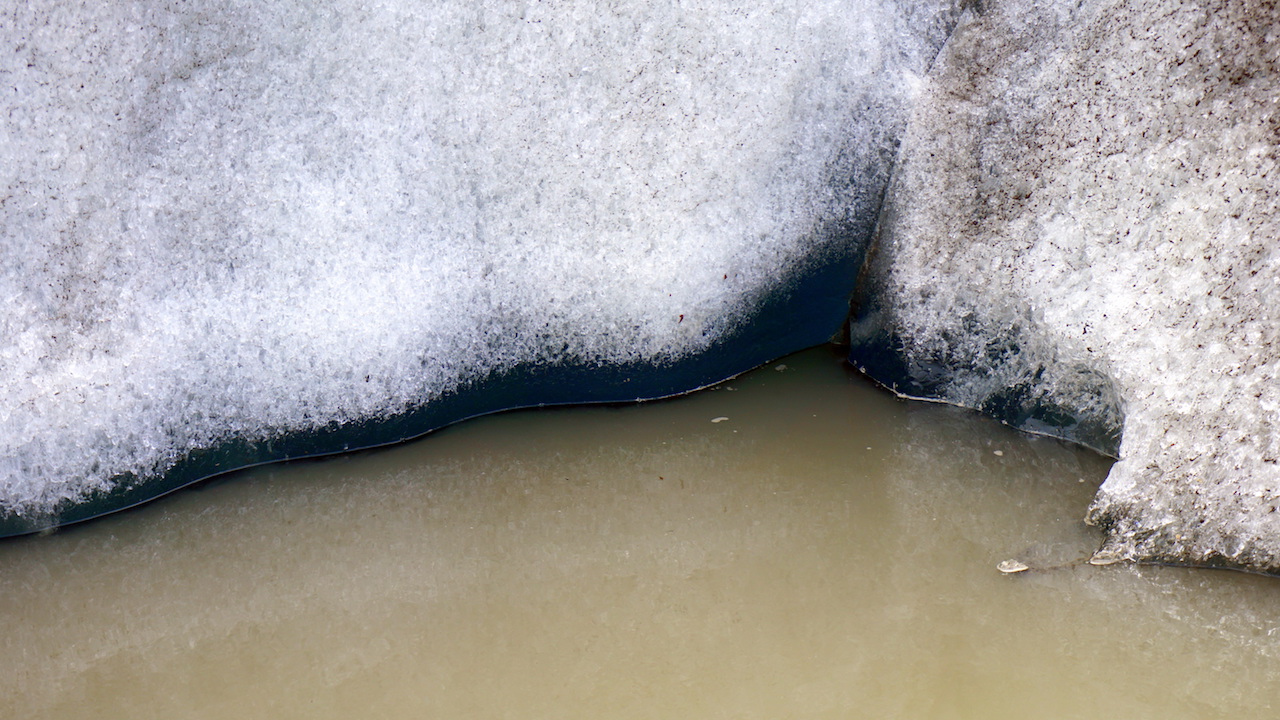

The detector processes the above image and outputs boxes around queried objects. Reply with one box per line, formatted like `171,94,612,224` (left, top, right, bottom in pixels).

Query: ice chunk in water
0,0,963,529
851,0,1280,572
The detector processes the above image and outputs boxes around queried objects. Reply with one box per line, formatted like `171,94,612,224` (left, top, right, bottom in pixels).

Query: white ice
0,1,960,514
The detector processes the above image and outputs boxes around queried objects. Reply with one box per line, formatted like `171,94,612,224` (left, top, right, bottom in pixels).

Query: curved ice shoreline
0,254,859,536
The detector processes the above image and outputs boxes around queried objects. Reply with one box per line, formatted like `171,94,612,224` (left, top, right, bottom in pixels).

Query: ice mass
3,0,1279,573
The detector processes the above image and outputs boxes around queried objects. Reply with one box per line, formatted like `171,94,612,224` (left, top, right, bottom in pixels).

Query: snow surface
852,0,1280,570
1,1,961,517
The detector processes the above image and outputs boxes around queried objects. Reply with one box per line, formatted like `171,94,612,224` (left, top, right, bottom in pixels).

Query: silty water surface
2,348,1277,718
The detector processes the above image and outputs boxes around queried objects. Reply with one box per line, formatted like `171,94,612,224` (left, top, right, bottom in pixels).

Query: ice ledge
0,247,860,537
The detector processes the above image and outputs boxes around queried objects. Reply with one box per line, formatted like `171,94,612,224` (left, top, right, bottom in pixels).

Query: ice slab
851,0,1280,571
0,0,962,532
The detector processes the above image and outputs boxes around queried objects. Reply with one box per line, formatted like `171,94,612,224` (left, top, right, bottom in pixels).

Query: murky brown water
3,347,1278,719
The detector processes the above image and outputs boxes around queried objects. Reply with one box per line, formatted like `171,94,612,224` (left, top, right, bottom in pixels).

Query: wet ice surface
3,348,1277,719
851,0,1280,570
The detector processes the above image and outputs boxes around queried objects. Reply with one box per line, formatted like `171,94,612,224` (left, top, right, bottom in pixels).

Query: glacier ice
0,0,963,531
850,0,1280,571
11,0,1279,573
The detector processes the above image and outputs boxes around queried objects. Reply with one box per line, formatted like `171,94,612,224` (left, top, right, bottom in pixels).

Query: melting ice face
851,0,1280,570
1,1,961,520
